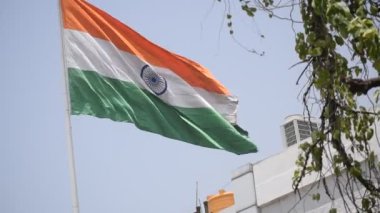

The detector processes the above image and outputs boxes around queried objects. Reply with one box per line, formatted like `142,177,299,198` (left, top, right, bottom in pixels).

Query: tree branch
345,77,380,95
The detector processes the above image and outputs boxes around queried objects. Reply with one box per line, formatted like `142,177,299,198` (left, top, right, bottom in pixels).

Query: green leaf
367,129,374,140
263,0,273,7
299,142,310,151
369,151,376,166
295,33,308,60
316,69,330,87
315,40,329,48
363,28,377,40
312,193,321,201
329,208,337,213
374,89,380,103
353,66,361,76
333,129,340,140
334,167,341,176
373,58,380,72
350,166,362,178
309,47,322,56
334,35,344,46
362,198,370,210
370,5,379,15
363,19,374,28
348,17,361,33
293,169,300,178
307,32,316,43
333,155,343,164
246,10,254,17
311,132,317,142
335,2,351,16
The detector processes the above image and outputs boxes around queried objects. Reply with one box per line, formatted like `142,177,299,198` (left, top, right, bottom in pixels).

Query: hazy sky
1,0,304,212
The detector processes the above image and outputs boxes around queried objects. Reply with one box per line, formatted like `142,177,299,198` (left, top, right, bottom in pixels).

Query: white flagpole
58,0,80,212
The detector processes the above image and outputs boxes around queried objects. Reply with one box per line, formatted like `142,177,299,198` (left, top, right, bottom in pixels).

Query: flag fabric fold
60,0,257,154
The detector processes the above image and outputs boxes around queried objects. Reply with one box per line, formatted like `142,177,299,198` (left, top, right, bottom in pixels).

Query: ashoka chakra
140,65,167,95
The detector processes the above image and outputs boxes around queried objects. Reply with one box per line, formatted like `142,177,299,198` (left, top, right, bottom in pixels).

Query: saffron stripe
61,0,230,95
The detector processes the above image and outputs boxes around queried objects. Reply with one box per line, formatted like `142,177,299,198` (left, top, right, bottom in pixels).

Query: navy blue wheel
140,65,167,95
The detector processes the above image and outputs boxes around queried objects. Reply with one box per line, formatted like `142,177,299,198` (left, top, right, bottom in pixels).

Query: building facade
224,115,380,213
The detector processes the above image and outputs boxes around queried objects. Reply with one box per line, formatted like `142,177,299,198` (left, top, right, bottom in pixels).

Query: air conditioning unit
281,115,318,148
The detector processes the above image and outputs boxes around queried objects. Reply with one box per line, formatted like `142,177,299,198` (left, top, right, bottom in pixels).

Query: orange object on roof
207,190,235,213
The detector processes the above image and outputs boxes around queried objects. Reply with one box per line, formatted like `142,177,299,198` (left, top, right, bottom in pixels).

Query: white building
218,115,380,213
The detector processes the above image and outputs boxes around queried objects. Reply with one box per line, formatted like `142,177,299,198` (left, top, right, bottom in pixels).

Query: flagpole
58,1,80,213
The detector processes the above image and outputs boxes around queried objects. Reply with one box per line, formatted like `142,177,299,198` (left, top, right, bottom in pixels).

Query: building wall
259,172,361,213
231,123,380,213
231,164,257,213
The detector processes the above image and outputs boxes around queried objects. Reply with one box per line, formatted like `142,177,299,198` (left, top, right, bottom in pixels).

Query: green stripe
68,68,257,154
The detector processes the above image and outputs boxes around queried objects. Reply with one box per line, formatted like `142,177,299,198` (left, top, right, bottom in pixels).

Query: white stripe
63,29,238,123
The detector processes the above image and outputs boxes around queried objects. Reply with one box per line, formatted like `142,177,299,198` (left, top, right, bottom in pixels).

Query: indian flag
60,0,257,154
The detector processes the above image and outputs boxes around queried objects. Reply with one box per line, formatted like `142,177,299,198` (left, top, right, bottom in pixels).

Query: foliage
217,0,380,211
